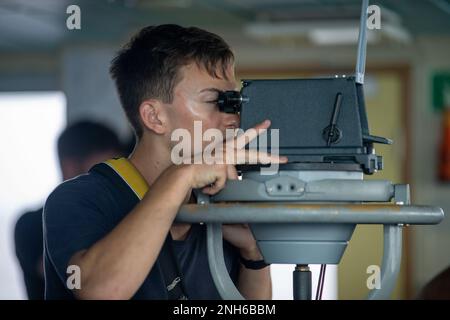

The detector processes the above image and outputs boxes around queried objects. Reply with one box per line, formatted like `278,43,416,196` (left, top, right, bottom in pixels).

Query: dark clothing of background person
417,266,450,300
14,208,45,299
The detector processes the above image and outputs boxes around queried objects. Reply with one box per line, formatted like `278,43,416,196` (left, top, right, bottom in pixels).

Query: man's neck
128,135,171,187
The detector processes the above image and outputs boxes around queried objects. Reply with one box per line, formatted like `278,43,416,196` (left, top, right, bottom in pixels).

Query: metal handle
367,225,403,299
356,0,369,84
177,204,444,225
206,223,244,300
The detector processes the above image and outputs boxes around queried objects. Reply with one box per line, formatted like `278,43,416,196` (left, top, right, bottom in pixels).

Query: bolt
296,264,310,272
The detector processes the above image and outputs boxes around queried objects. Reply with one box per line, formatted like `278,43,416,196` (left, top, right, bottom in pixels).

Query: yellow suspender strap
104,158,188,299
104,158,149,200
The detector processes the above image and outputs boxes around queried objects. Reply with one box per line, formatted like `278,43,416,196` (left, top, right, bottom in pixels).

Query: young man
43,24,286,300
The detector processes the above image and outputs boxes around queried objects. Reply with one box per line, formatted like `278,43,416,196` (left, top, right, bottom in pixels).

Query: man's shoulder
48,172,108,202
14,207,44,257
44,171,115,218
15,208,43,233
15,208,43,241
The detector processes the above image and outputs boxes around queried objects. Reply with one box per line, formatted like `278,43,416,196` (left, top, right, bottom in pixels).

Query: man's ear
139,100,167,135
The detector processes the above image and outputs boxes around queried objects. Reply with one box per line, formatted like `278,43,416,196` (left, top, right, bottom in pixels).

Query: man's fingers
234,120,271,149
236,149,288,165
251,119,271,131
226,165,239,180
202,169,227,195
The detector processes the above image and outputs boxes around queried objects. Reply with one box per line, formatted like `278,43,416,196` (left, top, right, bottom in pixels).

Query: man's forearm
237,248,272,300
70,165,192,300
238,265,272,300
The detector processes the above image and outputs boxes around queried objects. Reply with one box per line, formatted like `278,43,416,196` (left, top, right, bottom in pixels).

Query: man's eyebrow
199,88,222,94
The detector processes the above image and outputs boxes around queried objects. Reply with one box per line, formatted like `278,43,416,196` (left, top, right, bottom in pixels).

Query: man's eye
205,100,218,104
204,93,219,103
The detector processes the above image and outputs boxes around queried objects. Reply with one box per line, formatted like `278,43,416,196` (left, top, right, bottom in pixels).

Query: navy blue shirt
43,169,240,300
15,208,45,299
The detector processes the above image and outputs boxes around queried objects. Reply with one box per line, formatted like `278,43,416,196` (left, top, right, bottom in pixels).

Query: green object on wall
432,72,450,111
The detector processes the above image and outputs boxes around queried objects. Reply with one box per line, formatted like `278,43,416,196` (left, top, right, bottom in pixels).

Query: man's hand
187,119,284,263
187,119,287,195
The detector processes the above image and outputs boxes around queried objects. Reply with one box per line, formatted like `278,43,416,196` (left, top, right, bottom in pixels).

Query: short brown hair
110,24,234,138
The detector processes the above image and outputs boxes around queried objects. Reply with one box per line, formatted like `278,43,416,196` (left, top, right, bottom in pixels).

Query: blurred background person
14,120,124,300
417,266,450,300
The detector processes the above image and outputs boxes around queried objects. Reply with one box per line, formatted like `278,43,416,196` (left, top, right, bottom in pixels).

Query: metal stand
180,178,444,300
293,264,312,300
